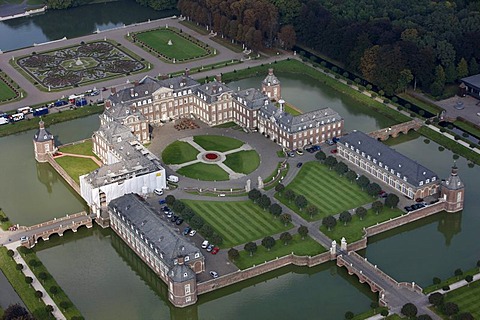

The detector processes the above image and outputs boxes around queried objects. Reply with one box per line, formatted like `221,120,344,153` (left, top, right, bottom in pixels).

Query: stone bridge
22,211,93,248
369,119,423,141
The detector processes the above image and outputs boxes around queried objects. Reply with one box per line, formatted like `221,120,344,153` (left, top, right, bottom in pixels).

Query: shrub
391,97,398,103
366,84,372,90
371,92,377,98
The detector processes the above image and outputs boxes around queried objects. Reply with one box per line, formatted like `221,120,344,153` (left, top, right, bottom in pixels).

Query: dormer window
183,272,188,278
185,256,190,262
194,253,200,258
426,179,430,183
419,181,424,186
432,177,436,181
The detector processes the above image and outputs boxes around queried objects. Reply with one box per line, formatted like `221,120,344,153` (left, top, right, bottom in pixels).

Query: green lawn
134,28,209,61
55,156,99,184
276,162,372,220
59,140,95,157
20,248,83,319
162,141,200,164
454,120,480,141
177,162,229,181
234,234,326,269
182,200,293,248
193,135,244,152
0,247,54,320
424,267,480,294
0,209,13,231
224,150,260,174
441,280,480,318
320,208,403,243
397,92,444,116
0,78,17,101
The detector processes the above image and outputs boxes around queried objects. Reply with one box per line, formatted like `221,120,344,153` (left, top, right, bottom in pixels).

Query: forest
179,0,480,96
45,0,176,12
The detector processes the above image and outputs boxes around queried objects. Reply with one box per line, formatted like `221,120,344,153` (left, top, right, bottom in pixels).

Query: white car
209,271,219,278
20,236,28,242
154,188,164,196
189,229,197,237
201,240,209,249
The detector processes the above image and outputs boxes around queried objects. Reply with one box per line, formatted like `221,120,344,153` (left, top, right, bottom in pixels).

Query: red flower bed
205,153,218,160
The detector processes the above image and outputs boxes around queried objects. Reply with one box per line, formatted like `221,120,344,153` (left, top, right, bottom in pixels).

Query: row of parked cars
404,202,428,212
161,205,184,225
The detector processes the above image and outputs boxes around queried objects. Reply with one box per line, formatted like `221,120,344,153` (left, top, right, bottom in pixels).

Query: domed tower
33,119,56,163
262,68,281,101
440,163,465,212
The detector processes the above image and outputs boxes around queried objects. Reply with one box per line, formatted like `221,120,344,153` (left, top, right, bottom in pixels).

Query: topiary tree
45,305,54,313
295,195,308,211
324,156,338,169
25,276,33,284
356,207,367,220
38,272,48,283
433,277,441,286
344,311,354,319
280,232,292,245
172,200,185,213
190,215,204,230
339,211,352,225
200,224,214,238
16,263,24,270
334,162,348,175
49,286,59,296
181,207,195,221
59,301,70,311
345,170,357,183
280,213,292,226
442,302,459,318
454,268,463,279
258,194,272,210
35,290,43,300
315,150,326,161
366,182,382,197
248,189,262,202
298,225,309,239
7,249,14,257
269,203,282,218
261,236,276,251
401,303,418,318
465,274,473,286
228,248,239,261
372,201,384,214
284,189,296,203
244,242,257,256
275,183,285,194
428,292,444,307
306,205,318,219
322,215,337,231
380,309,389,317
356,175,370,190
165,195,175,205
385,193,399,208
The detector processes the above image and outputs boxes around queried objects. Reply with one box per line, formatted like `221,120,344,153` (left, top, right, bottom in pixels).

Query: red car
330,149,338,154
211,246,220,255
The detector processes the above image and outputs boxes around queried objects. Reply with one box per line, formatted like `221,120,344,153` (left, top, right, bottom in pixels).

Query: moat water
1,74,479,319
0,0,177,52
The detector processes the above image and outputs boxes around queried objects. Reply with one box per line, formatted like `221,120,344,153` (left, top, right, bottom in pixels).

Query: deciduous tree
261,236,276,251
298,225,309,239
356,207,367,220
295,195,308,211
401,303,418,318
322,215,337,231
315,151,326,161
269,203,282,217
280,232,292,245
339,211,352,225
228,248,239,261
280,213,292,226
372,201,384,214
385,194,399,208
244,242,257,256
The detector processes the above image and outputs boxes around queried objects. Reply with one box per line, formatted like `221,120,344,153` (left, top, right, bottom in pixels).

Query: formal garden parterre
14,41,147,90
0,71,25,104
130,27,216,63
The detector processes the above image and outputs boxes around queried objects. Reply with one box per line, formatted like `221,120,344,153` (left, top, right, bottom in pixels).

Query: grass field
224,150,260,174
162,141,200,164
276,162,372,220
0,209,13,231
193,135,244,152
441,280,480,318
182,200,293,248
320,208,403,243
59,140,95,157
20,248,83,319
0,78,17,101
397,92,444,116
134,28,208,61
177,162,229,181
424,267,480,294
454,120,480,141
0,247,54,320
234,234,326,269
55,156,99,184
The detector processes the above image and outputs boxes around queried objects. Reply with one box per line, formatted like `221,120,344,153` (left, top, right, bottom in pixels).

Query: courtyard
14,41,147,90
130,27,215,63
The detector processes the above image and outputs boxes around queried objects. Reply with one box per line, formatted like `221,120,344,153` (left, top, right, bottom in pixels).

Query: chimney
278,98,285,113
105,100,112,109
215,74,222,82
111,87,116,94
185,68,190,76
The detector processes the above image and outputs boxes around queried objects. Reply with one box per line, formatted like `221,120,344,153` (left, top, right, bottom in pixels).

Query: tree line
45,0,176,11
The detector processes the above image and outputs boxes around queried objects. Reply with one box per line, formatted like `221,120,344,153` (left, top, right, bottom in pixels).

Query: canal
1,74,479,318
0,0,177,52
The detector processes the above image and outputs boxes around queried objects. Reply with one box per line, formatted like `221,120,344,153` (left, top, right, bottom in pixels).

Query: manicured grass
276,162,372,220
59,140,95,157
134,28,208,61
441,280,480,318
320,208,404,243
162,141,200,164
221,59,410,123
0,78,17,101
20,248,83,319
397,92,444,115
178,20,210,35
0,209,13,231
177,162,229,181
454,120,480,141
212,121,238,128
224,150,260,174
182,200,293,248
193,135,244,152
55,156,99,185
351,307,389,320
0,104,104,138
424,267,480,294
234,234,326,269
275,101,302,116
419,126,480,165
0,247,54,320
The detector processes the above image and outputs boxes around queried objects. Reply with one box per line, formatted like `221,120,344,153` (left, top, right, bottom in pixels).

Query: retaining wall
46,154,80,195
197,252,332,295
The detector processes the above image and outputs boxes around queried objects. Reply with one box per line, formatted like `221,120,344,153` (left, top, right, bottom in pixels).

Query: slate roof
196,82,232,104
33,121,54,142
262,69,280,86
461,74,480,90
339,131,438,187
109,194,203,270
442,165,464,190
234,88,269,110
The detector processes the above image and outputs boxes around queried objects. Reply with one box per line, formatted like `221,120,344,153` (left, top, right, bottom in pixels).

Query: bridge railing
34,218,92,239
347,251,399,287
25,211,88,231
337,254,386,294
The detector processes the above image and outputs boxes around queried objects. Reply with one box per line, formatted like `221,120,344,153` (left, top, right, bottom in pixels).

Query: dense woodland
45,0,176,11
179,0,480,96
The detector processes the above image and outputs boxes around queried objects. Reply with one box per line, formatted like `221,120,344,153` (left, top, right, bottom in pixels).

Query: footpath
4,242,66,320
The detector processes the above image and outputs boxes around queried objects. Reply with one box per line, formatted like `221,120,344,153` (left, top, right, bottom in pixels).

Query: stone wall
197,252,332,295
368,119,423,141
46,154,81,195
347,238,367,252
365,201,446,238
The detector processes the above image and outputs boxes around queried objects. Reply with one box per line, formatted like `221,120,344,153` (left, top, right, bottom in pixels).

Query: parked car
330,149,338,154
189,229,197,237
209,271,219,278
162,206,170,212
183,227,191,235
170,215,179,223
311,145,321,151
20,236,28,242
211,246,220,255
404,206,413,212
306,147,315,153
175,218,184,226
206,244,214,252
201,240,209,249
159,199,166,205
154,188,164,196
326,139,334,145
332,137,340,143
166,212,173,218
296,162,303,168
296,149,304,156
288,151,295,157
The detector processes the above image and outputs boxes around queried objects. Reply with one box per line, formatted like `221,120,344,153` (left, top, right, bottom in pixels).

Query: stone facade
33,120,56,163
261,68,281,101
440,164,465,212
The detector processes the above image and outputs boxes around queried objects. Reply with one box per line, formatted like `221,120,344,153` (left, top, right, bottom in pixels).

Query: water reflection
437,211,462,246
36,162,57,194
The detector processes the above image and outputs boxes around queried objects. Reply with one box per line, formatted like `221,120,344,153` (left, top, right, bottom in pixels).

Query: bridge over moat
369,118,423,141
21,211,93,248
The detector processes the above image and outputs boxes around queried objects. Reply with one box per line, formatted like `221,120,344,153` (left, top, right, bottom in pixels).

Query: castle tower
167,254,198,307
440,163,465,212
33,120,55,162
262,68,281,101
